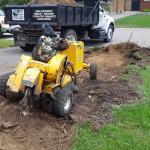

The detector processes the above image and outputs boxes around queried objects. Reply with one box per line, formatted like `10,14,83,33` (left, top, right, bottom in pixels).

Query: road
0,28,150,73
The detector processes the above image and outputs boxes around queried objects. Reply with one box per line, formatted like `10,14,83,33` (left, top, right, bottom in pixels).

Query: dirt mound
72,80,139,129
30,0,79,6
0,42,149,150
86,42,150,80
0,97,75,150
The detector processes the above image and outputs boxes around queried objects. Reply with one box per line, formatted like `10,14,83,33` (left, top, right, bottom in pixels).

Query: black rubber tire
20,44,35,52
104,25,114,43
53,88,73,118
0,72,14,97
61,29,77,41
89,63,97,80
40,94,54,114
0,75,9,97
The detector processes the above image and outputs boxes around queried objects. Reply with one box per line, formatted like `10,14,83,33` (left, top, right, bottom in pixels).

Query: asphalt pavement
0,28,150,73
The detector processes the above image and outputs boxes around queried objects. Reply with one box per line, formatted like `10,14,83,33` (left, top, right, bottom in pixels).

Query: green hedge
144,9,150,12
0,0,30,9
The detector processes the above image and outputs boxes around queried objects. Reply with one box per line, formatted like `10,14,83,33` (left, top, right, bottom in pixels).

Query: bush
0,0,30,9
144,9,150,12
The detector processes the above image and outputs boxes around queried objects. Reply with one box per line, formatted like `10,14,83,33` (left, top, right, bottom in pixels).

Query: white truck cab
91,6,115,42
0,9,10,37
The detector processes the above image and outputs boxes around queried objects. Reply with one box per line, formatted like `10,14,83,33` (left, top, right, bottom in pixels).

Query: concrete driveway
86,28,150,48
0,28,150,73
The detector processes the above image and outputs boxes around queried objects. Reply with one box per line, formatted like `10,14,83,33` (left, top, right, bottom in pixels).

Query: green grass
0,39,14,48
115,14,150,28
73,65,150,150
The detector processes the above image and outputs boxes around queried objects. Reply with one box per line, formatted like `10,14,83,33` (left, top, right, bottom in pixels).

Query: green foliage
0,39,14,48
73,66,150,150
0,0,30,9
115,14,150,28
144,9,150,12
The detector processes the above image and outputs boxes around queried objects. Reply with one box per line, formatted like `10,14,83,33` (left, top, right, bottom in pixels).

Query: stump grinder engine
0,24,97,118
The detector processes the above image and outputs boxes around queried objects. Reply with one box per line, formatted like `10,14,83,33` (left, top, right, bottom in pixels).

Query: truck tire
61,29,77,41
89,63,97,80
104,25,114,43
20,44,35,52
53,88,73,118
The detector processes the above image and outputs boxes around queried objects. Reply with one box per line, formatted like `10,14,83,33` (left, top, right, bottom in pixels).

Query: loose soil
30,0,80,6
0,42,150,150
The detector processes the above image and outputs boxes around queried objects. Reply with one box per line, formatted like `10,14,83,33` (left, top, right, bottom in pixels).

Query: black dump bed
5,4,99,27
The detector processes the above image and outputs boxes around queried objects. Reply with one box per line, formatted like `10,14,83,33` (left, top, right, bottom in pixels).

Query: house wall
140,0,150,11
125,0,132,11
110,0,126,13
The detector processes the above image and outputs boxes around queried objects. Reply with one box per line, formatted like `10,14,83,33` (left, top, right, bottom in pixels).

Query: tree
0,0,30,9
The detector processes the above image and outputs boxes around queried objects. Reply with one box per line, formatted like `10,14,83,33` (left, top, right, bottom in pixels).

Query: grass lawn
115,14,150,28
73,66,150,150
0,39,14,48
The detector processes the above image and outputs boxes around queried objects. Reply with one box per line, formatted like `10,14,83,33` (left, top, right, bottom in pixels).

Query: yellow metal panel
7,74,15,87
62,41,84,73
34,73,44,95
43,83,60,94
61,74,72,88
7,55,32,92
29,60,48,72
47,53,67,82
23,68,40,87
83,63,90,72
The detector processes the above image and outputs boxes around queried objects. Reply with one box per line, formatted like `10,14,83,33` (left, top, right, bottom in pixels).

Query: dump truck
4,0,115,51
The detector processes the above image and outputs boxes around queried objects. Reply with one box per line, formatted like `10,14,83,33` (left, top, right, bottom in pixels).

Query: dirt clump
0,98,75,150
30,0,80,6
85,42,150,80
72,79,139,129
0,42,149,149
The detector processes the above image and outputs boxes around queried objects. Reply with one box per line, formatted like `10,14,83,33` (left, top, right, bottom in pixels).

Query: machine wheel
0,74,9,97
104,25,114,43
89,63,97,80
53,88,73,118
20,44,35,52
61,29,77,41
40,94,54,114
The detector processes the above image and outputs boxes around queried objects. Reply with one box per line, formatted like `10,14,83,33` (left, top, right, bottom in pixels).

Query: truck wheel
20,44,35,52
89,63,97,80
53,88,73,118
61,29,77,41
104,25,114,43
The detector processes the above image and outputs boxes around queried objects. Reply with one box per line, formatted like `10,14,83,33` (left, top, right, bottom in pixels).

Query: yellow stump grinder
0,24,97,118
